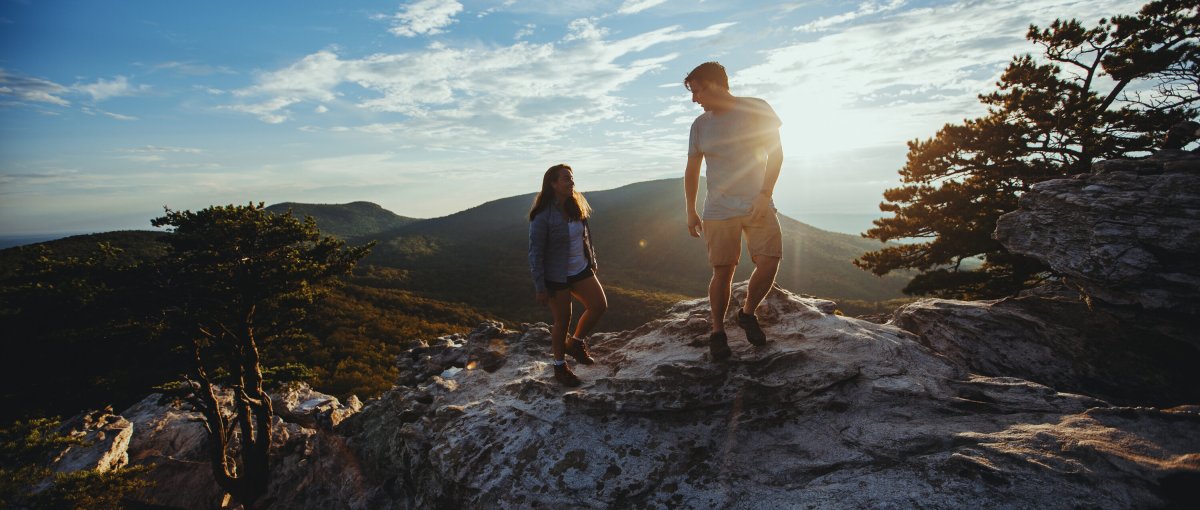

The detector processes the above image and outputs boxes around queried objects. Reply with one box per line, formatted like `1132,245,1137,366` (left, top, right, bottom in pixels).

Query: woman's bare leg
570,275,608,339
547,289,573,360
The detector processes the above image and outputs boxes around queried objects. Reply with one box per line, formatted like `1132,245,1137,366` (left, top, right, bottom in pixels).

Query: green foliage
0,234,176,424
0,418,150,510
833,298,919,318
282,275,493,399
856,0,1198,299
264,201,418,240
150,202,373,507
151,202,374,342
0,225,496,427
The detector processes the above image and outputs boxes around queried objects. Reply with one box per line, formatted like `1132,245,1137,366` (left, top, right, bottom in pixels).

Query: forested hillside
265,201,419,239
0,180,909,422
359,178,909,329
0,231,487,423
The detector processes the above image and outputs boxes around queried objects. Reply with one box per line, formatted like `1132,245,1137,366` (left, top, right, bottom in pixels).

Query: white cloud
102,111,137,121
234,51,343,103
224,19,735,155
73,75,149,102
564,18,608,42
0,68,71,106
152,61,237,76
117,145,202,163
224,96,300,124
738,0,1141,158
617,0,669,15
515,23,536,40
126,145,203,155
80,106,137,121
384,0,464,37
794,0,906,33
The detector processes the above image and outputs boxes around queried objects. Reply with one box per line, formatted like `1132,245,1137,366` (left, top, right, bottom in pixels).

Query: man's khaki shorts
703,213,783,267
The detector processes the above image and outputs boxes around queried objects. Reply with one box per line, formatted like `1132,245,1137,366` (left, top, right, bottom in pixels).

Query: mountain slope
364,178,908,329
265,201,419,240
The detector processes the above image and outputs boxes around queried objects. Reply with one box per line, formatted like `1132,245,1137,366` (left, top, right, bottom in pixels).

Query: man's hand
536,291,549,305
687,211,703,238
749,192,772,221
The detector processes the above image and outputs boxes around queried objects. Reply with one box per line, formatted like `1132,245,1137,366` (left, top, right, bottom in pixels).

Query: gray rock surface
272,381,361,429
993,150,1200,316
52,407,133,474
326,284,1199,509
119,384,365,510
121,393,226,509
890,282,1200,407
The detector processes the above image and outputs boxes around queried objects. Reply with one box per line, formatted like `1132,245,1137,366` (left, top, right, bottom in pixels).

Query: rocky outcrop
993,149,1200,316
112,384,364,510
326,284,1198,509
55,282,1194,509
891,282,1200,407
51,407,133,474
889,150,1200,410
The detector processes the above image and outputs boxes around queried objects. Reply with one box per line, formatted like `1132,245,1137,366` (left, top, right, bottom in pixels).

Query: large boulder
51,407,133,474
271,381,362,429
120,384,364,510
121,393,226,509
327,283,1199,509
993,150,1200,316
890,282,1200,407
891,150,1200,414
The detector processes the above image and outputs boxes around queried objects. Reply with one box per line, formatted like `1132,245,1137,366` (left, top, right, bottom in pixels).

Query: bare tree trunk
189,309,274,508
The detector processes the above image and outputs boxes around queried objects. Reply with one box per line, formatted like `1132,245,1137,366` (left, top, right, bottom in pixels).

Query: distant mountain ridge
289,178,909,330
265,201,418,240
4,183,907,334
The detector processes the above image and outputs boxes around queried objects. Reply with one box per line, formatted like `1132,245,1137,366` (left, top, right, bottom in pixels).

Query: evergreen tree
855,0,1198,298
150,203,371,508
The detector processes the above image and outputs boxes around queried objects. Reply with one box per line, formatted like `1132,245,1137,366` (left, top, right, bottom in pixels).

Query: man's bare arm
684,154,704,237
750,136,783,220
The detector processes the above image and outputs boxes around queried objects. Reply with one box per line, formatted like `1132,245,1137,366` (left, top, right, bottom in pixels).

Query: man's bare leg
710,264,736,332
708,264,737,360
742,255,780,316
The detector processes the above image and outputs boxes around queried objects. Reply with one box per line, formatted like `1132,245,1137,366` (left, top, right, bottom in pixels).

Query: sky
0,0,1145,236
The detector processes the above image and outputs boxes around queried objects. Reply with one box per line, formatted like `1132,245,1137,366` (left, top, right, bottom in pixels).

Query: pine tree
151,203,372,507
855,0,1198,299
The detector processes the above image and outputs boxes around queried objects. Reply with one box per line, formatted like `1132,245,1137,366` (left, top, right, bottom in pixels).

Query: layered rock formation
891,149,1200,409
34,384,365,510
993,149,1200,317
323,285,1197,509
51,407,133,474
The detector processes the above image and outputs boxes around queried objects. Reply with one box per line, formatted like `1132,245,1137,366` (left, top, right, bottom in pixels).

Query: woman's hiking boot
553,361,582,387
565,336,595,365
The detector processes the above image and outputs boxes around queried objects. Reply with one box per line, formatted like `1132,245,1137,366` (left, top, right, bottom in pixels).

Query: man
682,61,784,361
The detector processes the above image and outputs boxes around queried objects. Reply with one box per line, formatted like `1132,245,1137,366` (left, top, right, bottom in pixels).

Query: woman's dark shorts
546,266,594,291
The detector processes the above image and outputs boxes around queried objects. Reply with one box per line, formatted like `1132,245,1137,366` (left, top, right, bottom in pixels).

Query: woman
528,164,608,387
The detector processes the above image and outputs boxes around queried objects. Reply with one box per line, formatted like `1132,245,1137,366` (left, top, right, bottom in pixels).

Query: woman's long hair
528,164,592,221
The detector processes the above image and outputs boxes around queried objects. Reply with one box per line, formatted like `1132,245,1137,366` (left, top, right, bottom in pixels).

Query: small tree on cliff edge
151,203,372,508
855,0,1198,299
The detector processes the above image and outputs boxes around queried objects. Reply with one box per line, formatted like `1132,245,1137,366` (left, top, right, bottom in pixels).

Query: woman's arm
528,211,549,295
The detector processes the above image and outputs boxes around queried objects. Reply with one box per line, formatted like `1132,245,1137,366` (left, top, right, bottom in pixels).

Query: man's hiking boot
565,336,595,365
709,331,731,361
736,309,767,346
553,362,582,387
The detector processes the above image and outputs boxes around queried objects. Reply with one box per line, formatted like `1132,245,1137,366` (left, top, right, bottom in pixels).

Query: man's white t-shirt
688,97,783,221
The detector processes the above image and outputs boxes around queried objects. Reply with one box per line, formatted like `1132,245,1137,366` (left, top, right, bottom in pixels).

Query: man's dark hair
685,61,729,91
